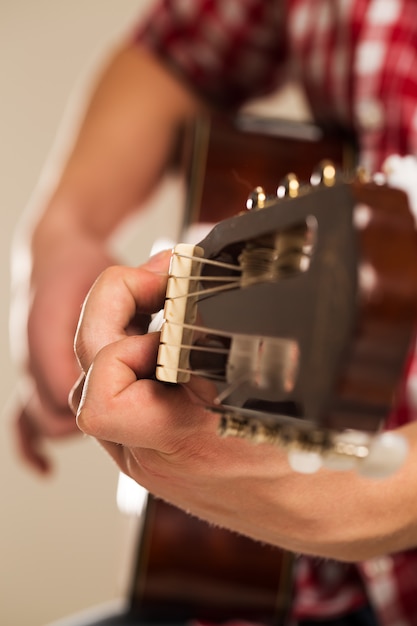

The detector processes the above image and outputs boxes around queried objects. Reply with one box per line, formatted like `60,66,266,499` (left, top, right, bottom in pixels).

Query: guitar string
162,319,233,339
156,364,251,405
158,319,254,385
170,246,312,302
158,318,231,380
162,250,239,376
156,360,247,407
161,247,310,380
185,343,229,354
166,250,242,301
171,275,238,282
169,280,241,301
174,251,240,272
161,250,269,379
215,375,249,404
157,366,226,381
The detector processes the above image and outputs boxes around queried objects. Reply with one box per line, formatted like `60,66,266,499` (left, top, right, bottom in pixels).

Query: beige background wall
0,3,165,625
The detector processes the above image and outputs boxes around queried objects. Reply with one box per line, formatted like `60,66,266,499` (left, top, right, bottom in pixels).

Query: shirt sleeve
132,0,288,109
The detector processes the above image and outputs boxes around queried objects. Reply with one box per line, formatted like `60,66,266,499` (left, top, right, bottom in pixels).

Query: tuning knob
246,186,267,210
310,160,338,187
277,173,300,199
287,449,323,474
357,432,408,479
288,429,408,478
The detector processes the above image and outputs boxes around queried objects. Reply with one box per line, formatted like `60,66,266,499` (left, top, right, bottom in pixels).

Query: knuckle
76,404,99,437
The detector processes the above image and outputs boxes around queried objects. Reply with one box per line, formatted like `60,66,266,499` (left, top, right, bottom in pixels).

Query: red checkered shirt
134,1,417,624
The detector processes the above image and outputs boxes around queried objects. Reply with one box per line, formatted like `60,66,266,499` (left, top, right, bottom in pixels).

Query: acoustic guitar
122,114,417,625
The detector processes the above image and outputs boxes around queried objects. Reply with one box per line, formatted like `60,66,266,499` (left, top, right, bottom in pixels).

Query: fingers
20,384,79,436
14,409,52,475
26,263,95,415
75,332,216,453
14,370,81,475
68,372,85,416
75,250,171,374
13,399,79,475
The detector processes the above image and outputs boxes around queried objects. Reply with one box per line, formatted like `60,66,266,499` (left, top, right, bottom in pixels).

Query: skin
11,36,417,563
71,251,417,562
10,43,201,473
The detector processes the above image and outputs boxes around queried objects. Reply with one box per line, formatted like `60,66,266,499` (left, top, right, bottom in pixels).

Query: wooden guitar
122,114,417,625
157,114,417,477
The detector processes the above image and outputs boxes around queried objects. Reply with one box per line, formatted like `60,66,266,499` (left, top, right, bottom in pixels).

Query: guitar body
125,115,360,624
129,495,292,624
184,113,353,225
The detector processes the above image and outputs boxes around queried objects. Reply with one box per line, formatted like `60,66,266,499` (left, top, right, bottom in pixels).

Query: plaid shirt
135,1,417,624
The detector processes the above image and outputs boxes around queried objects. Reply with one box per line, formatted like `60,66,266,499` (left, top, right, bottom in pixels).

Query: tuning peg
355,166,372,184
287,428,408,478
321,429,408,478
287,448,323,474
218,409,408,479
310,160,338,187
322,429,369,472
277,173,300,199
246,186,267,210
357,432,408,479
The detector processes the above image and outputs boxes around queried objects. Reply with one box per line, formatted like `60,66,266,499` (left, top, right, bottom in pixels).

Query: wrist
24,196,111,283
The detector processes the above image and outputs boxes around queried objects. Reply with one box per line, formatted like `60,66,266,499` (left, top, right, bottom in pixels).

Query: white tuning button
358,432,408,479
287,449,323,474
310,160,338,187
322,429,369,472
246,186,267,210
322,454,358,472
277,173,300,199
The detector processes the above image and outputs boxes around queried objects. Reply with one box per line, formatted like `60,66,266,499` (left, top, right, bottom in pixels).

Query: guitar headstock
156,165,417,478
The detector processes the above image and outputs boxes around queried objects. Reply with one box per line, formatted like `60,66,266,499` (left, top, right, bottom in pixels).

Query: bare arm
10,42,203,473
71,253,417,562
31,43,202,265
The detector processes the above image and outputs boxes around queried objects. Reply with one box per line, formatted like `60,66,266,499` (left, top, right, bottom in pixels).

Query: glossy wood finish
128,114,349,624
127,115,417,625
182,113,417,434
327,182,417,431
183,113,354,227
130,496,293,624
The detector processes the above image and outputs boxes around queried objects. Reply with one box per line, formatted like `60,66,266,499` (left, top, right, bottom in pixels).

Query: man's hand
9,42,202,474
71,250,417,561
11,232,115,474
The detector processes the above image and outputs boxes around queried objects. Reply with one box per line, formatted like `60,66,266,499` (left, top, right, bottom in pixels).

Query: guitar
156,115,417,478
122,114,417,625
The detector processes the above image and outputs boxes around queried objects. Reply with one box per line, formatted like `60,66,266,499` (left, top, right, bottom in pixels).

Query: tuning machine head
246,173,302,210
247,163,339,210
218,412,408,479
277,173,301,199
246,186,268,210
310,160,340,187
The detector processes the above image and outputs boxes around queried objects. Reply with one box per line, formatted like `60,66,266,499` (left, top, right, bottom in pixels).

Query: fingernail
68,373,85,416
145,249,172,272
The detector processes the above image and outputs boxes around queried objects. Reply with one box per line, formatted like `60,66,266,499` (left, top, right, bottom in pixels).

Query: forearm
260,421,417,560
151,419,417,562
9,41,203,466
21,43,202,277
72,255,417,563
